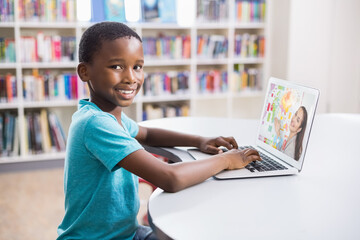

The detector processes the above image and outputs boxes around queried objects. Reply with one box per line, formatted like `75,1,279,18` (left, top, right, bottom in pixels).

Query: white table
139,114,360,240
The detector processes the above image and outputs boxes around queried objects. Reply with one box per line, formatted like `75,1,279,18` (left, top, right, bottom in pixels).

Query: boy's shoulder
73,99,113,124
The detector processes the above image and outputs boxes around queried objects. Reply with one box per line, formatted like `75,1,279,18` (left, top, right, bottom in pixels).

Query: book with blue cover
159,0,177,23
142,0,160,21
104,0,126,22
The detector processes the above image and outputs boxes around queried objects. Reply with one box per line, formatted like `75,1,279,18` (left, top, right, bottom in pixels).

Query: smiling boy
57,22,260,240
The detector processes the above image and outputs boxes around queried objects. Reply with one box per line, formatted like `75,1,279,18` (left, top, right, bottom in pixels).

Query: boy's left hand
199,136,239,155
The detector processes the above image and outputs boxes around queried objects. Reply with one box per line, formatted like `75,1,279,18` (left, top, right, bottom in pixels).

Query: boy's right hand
223,148,261,170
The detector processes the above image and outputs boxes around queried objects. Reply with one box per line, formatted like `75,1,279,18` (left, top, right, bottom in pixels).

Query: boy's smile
80,37,144,112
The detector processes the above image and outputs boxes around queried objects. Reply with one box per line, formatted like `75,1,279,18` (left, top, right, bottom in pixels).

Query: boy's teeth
119,90,133,94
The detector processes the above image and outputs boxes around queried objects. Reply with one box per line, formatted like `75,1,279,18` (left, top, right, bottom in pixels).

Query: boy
57,22,260,240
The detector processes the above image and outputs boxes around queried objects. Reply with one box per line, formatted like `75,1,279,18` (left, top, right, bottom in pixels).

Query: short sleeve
121,112,139,138
84,114,143,172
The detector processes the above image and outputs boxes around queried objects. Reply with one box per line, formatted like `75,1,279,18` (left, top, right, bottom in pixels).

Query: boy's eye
134,65,143,71
110,65,123,70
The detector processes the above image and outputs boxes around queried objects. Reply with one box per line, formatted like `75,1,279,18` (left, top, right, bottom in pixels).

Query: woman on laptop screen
274,106,308,160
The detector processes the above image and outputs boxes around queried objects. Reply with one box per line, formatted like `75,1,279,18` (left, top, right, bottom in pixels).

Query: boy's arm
136,125,238,154
118,147,260,193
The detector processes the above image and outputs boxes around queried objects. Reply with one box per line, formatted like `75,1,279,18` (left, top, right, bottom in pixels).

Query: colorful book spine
197,70,228,94
143,71,189,97
0,74,17,103
142,103,190,121
20,33,76,63
197,34,228,59
197,0,228,22
22,71,88,101
18,0,76,22
235,0,266,22
234,33,265,58
233,64,262,91
142,35,191,59
0,38,16,63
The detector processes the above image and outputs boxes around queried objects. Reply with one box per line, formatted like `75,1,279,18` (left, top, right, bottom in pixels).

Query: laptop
188,77,320,179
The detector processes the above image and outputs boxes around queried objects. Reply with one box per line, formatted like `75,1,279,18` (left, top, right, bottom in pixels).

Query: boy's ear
77,63,90,82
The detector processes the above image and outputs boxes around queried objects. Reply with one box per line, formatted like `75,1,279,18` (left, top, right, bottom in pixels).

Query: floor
0,167,153,240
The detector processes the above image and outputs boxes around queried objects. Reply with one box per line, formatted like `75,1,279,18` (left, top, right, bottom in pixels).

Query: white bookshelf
0,0,268,164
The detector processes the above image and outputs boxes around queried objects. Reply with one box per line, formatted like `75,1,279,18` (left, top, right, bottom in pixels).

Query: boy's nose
123,68,136,84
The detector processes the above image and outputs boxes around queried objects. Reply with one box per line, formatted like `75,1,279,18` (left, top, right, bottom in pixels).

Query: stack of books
232,64,262,91
235,0,266,22
197,0,228,22
234,33,265,58
0,38,16,63
197,34,228,59
143,103,190,120
18,0,76,22
22,71,89,102
20,33,76,63
0,0,14,22
197,70,228,93
24,109,66,155
143,35,191,59
0,112,18,157
0,73,17,103
143,71,189,97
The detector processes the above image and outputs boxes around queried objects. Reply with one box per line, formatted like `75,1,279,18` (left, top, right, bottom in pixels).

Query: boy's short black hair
79,21,142,63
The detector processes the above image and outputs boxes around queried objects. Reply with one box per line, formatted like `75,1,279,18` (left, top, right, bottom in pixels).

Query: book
91,0,105,22
142,0,160,22
40,109,52,153
158,0,177,23
104,0,126,22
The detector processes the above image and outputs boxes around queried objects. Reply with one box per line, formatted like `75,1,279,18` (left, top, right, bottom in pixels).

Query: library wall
286,0,360,113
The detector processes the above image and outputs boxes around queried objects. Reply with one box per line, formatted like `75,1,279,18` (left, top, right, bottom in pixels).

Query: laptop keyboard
238,146,288,172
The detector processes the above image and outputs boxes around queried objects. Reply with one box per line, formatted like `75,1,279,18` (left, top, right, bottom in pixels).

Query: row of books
197,70,228,93
91,0,177,23
0,111,18,157
197,0,228,22
0,0,14,22
143,103,190,121
143,71,189,97
142,35,191,59
197,35,228,59
24,109,66,155
235,0,266,23
23,71,89,102
234,33,265,58
0,74,17,103
18,0,76,22
232,64,262,91
0,38,16,63
20,34,76,63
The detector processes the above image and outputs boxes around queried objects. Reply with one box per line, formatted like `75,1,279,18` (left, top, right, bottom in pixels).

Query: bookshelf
0,0,268,164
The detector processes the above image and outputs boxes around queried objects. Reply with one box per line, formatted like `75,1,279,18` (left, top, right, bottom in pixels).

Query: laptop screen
256,77,320,171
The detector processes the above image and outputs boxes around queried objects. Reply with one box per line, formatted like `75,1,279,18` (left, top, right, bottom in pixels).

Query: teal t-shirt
57,99,143,240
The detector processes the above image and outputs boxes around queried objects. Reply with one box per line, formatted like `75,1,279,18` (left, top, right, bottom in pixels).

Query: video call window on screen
258,83,317,161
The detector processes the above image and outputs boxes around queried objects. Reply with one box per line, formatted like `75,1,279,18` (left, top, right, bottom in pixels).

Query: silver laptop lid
255,77,320,171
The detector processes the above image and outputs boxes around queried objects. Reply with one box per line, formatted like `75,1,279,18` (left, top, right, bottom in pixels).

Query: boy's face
82,37,144,109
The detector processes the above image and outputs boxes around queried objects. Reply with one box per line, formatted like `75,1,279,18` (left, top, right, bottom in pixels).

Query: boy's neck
90,97,123,121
